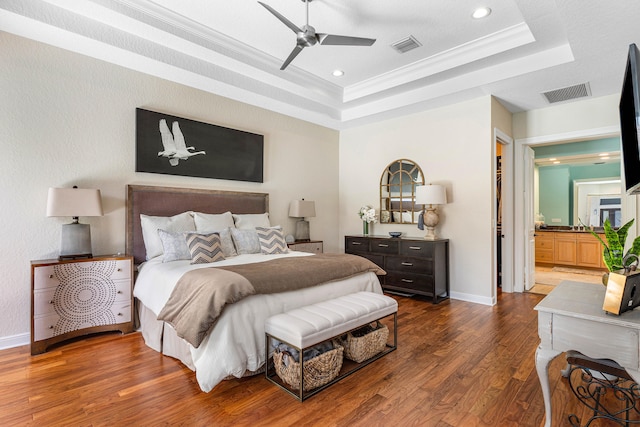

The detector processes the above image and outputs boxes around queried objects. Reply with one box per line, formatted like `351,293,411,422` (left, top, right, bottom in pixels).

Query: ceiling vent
391,36,422,54
542,82,592,104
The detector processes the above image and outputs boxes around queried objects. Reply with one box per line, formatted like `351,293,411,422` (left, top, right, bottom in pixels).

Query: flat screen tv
620,43,640,194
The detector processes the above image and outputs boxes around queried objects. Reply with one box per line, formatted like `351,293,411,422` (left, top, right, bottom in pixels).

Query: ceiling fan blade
258,2,302,34
317,34,376,46
280,45,304,70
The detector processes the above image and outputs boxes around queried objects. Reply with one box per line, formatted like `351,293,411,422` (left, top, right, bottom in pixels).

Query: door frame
513,126,621,293
494,128,514,296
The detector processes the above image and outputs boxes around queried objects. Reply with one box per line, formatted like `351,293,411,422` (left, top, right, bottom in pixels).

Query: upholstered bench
265,291,398,400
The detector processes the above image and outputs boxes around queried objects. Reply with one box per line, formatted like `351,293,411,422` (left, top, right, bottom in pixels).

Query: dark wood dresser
345,235,449,303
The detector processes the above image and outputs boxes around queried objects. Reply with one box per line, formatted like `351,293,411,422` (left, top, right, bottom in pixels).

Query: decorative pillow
140,212,195,260
185,232,225,264
193,211,235,231
256,226,288,255
158,229,191,262
232,213,271,230
230,228,261,254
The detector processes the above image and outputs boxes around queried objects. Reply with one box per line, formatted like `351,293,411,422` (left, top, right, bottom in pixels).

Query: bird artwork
158,119,206,166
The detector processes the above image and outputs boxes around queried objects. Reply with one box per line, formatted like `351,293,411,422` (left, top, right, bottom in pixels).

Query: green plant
587,218,640,271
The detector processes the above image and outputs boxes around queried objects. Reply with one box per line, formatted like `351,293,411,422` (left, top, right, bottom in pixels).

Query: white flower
358,205,377,224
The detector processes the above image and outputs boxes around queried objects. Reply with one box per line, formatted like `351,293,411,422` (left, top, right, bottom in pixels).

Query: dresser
31,255,134,355
287,240,323,254
345,235,449,303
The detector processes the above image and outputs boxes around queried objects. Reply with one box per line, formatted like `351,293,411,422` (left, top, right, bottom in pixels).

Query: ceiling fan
258,0,376,70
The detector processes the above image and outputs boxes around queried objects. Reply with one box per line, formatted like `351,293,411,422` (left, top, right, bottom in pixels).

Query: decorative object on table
285,234,295,244
388,232,402,238
585,218,640,284
359,205,377,235
602,257,640,315
289,199,316,241
415,184,447,240
46,186,104,260
136,108,264,183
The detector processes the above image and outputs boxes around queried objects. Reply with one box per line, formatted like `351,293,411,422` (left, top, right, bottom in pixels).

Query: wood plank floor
0,291,632,426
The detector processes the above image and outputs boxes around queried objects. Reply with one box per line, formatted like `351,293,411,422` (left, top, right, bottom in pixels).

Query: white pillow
140,212,195,260
193,211,235,231
232,213,270,230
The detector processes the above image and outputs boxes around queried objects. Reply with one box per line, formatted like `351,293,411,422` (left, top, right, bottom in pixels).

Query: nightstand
30,254,134,355
287,240,323,254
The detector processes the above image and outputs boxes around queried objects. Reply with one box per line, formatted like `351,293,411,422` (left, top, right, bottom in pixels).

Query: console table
345,235,449,303
535,280,640,426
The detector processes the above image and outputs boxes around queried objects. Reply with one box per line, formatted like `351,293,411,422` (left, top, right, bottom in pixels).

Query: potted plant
586,218,640,284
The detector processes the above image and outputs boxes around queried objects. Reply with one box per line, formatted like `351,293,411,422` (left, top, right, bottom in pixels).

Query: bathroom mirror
380,159,425,224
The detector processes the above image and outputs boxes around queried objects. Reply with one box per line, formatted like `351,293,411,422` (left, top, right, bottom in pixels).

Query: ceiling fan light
472,7,491,19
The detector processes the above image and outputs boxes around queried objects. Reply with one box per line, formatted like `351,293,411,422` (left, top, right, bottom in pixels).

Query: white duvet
134,252,383,392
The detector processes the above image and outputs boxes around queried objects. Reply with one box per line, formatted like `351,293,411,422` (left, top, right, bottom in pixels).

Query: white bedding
134,251,383,392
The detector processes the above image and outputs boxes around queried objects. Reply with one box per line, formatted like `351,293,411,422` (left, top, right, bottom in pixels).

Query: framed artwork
135,108,264,183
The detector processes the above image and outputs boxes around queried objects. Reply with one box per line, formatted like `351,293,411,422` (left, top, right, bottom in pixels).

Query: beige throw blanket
157,254,385,347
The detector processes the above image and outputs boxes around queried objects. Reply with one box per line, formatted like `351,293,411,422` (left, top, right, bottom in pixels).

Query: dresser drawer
345,237,370,253
400,240,434,258
370,239,399,254
536,250,554,262
111,260,132,280
385,256,431,275
33,313,60,341
114,279,132,302
353,253,384,269
385,272,434,293
33,266,61,290
33,288,57,316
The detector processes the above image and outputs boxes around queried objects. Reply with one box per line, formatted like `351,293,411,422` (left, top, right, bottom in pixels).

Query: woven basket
342,322,389,363
273,345,344,391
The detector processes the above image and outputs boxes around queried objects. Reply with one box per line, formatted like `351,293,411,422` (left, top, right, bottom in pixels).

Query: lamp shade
46,187,104,217
415,184,447,206
289,200,316,218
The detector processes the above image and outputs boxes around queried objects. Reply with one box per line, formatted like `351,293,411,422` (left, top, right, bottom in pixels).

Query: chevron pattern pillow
185,232,225,264
256,226,288,255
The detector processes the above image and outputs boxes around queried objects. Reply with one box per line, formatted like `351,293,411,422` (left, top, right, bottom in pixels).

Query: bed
126,184,385,392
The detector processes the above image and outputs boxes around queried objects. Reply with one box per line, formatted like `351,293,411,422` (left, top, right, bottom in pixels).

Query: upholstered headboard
126,184,269,265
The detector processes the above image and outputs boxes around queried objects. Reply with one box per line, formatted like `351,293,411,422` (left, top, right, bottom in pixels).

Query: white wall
339,97,497,304
0,32,340,347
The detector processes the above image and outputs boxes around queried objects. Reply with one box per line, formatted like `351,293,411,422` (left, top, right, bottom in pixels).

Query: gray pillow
158,229,191,262
230,228,261,254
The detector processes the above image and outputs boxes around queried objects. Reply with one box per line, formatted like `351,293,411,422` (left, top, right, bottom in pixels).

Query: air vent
391,36,422,54
542,82,592,104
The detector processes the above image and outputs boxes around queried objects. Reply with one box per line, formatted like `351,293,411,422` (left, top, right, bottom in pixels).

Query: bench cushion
265,291,397,348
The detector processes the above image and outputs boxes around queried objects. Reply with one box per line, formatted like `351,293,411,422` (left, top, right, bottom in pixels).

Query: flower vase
363,221,369,235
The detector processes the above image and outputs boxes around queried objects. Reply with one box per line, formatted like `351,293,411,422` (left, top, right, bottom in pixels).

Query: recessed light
549,158,557,161
332,70,344,77
472,7,491,19
553,161,560,164
599,152,609,156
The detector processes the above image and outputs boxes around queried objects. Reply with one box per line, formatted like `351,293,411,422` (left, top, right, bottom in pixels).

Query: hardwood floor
0,292,630,426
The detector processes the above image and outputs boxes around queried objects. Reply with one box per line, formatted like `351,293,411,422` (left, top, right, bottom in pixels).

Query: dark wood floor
0,291,631,426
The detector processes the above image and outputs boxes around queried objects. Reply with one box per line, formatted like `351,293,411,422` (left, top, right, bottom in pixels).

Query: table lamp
47,186,104,259
288,199,315,241
415,184,447,240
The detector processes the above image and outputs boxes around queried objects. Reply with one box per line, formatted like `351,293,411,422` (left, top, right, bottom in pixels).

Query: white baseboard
0,333,30,351
450,291,495,306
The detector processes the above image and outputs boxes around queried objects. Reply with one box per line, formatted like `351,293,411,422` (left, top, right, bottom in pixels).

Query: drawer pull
409,246,422,250
378,244,389,248
117,313,123,316
49,274,54,279
117,290,122,294
48,300,54,304
117,268,122,272
401,279,414,283
351,242,362,245
48,325,54,329
401,262,413,266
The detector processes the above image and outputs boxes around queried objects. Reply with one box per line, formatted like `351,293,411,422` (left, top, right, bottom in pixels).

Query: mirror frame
379,159,425,224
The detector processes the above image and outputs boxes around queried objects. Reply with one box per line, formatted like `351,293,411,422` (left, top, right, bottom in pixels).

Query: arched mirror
380,159,425,224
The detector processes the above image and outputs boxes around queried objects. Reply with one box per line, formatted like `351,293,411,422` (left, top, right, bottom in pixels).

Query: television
619,43,640,194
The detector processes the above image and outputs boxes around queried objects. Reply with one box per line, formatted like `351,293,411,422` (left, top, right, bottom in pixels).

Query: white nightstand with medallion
287,240,323,254
30,254,134,355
